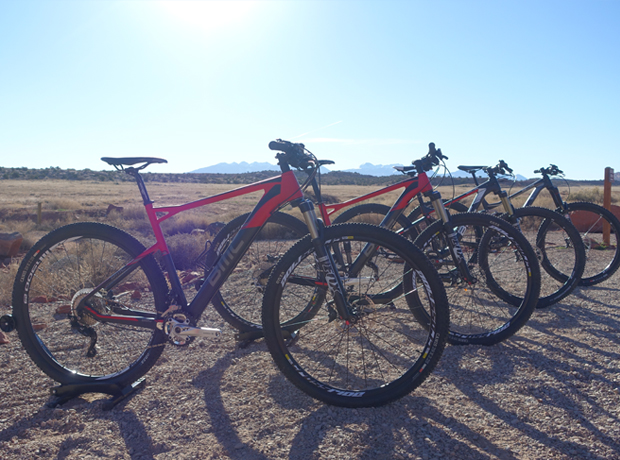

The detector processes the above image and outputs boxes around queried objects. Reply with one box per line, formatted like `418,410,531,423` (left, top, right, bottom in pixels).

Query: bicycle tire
509,207,585,308
261,223,449,408
413,212,541,346
207,211,309,332
332,202,411,229
562,201,620,286
405,201,469,239
11,222,169,385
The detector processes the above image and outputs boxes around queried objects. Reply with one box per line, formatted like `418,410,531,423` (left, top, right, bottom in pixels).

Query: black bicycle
402,160,586,308
495,164,619,286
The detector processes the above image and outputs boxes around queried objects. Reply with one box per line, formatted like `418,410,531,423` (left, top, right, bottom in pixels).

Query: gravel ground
1,277,619,460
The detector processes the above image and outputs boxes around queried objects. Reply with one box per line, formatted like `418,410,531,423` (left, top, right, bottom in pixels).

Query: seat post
125,168,153,205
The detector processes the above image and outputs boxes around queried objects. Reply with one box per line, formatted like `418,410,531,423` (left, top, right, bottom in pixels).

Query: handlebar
268,139,316,170
534,164,563,177
485,160,513,176
411,142,448,174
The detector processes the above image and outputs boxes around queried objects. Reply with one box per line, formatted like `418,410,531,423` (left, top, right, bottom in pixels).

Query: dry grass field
1,178,618,309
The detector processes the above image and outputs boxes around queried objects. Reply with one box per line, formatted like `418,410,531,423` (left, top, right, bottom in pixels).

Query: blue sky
1,0,618,179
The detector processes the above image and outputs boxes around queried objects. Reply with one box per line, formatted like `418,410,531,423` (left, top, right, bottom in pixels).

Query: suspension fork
426,190,477,284
298,200,352,321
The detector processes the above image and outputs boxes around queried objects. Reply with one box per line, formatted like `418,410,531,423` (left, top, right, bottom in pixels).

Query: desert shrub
0,262,19,307
120,205,148,221
106,206,152,236
569,187,617,205
166,233,210,270
305,190,340,204
161,213,212,236
43,198,81,211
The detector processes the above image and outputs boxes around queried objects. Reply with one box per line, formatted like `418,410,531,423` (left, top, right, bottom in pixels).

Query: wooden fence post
603,167,614,246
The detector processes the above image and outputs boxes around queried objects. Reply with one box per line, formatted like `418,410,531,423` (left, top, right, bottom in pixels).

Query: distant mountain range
449,170,528,181
190,161,401,176
189,161,527,180
190,162,279,174
341,163,402,176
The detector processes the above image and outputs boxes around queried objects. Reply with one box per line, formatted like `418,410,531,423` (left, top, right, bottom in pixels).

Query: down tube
187,225,263,320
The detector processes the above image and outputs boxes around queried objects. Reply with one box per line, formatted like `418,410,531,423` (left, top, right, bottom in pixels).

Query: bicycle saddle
101,157,168,167
457,165,485,173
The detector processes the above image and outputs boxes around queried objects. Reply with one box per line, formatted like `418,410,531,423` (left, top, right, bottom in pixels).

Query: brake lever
498,160,513,174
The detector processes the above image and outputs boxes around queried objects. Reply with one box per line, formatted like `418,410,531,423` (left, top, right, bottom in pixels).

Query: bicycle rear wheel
413,213,541,346
12,223,168,385
262,223,449,407
563,201,620,286
510,207,585,308
206,211,308,334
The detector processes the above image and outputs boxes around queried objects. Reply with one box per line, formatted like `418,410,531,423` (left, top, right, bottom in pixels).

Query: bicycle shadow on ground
0,390,164,460
191,339,482,460
525,293,620,358
189,324,619,460
283,334,618,460
191,341,284,460
0,338,172,460
570,284,620,310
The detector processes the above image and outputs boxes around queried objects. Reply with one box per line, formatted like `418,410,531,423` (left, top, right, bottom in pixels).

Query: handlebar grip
427,142,448,160
269,140,291,152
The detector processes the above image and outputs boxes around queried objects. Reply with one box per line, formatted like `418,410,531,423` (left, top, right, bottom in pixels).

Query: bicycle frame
442,171,516,216
504,174,566,209
444,170,566,213
81,168,304,330
308,166,477,284
317,174,433,227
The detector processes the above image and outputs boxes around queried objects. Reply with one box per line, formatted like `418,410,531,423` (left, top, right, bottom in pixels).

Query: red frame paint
317,173,433,225
136,170,302,258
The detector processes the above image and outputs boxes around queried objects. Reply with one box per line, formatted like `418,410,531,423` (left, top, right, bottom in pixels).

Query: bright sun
158,0,257,31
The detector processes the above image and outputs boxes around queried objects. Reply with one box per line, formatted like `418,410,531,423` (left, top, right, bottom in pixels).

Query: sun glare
158,1,257,31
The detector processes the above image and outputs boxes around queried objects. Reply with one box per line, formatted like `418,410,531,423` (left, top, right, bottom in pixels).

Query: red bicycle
213,142,541,347
7,141,449,408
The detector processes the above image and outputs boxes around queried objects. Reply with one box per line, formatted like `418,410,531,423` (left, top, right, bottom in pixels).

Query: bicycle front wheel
332,202,411,229
563,201,620,286
12,223,169,385
414,213,541,346
262,223,449,408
